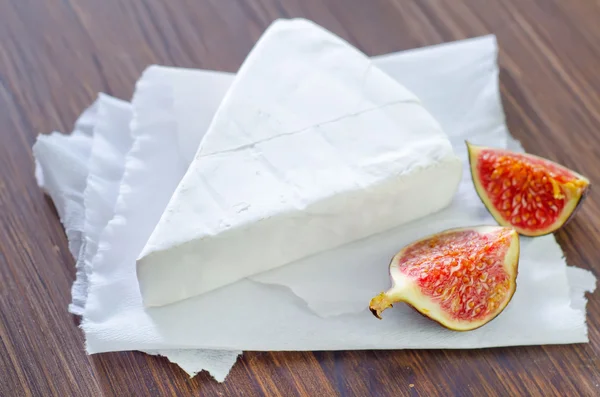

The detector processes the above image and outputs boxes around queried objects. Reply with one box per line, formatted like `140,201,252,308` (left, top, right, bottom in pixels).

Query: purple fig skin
560,185,590,230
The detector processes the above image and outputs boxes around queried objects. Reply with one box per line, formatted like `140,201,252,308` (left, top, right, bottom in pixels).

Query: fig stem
369,292,395,319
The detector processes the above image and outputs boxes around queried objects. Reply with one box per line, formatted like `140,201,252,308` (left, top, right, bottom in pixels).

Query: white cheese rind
136,19,463,307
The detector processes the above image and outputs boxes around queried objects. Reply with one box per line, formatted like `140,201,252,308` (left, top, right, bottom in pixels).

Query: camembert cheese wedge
136,19,462,307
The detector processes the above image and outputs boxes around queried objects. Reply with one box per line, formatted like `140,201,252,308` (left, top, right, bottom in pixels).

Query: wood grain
1,0,599,395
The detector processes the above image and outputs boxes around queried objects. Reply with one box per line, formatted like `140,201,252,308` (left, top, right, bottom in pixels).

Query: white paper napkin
34,102,96,315
34,96,241,381
78,34,595,355
34,34,596,382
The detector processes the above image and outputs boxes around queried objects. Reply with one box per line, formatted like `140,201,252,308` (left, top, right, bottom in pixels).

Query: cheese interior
136,19,463,307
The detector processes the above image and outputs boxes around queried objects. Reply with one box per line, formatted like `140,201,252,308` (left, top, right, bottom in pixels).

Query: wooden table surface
1,0,599,395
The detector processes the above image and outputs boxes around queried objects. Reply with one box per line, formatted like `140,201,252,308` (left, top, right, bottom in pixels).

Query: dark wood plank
1,0,598,395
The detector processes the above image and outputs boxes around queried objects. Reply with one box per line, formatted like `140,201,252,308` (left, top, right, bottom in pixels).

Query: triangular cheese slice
136,19,462,307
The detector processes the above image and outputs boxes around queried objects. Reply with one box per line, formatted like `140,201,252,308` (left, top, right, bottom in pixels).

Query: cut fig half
467,142,590,236
369,226,519,331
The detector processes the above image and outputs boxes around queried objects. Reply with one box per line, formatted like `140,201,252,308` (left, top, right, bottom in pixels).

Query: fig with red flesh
467,142,590,236
369,226,519,331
